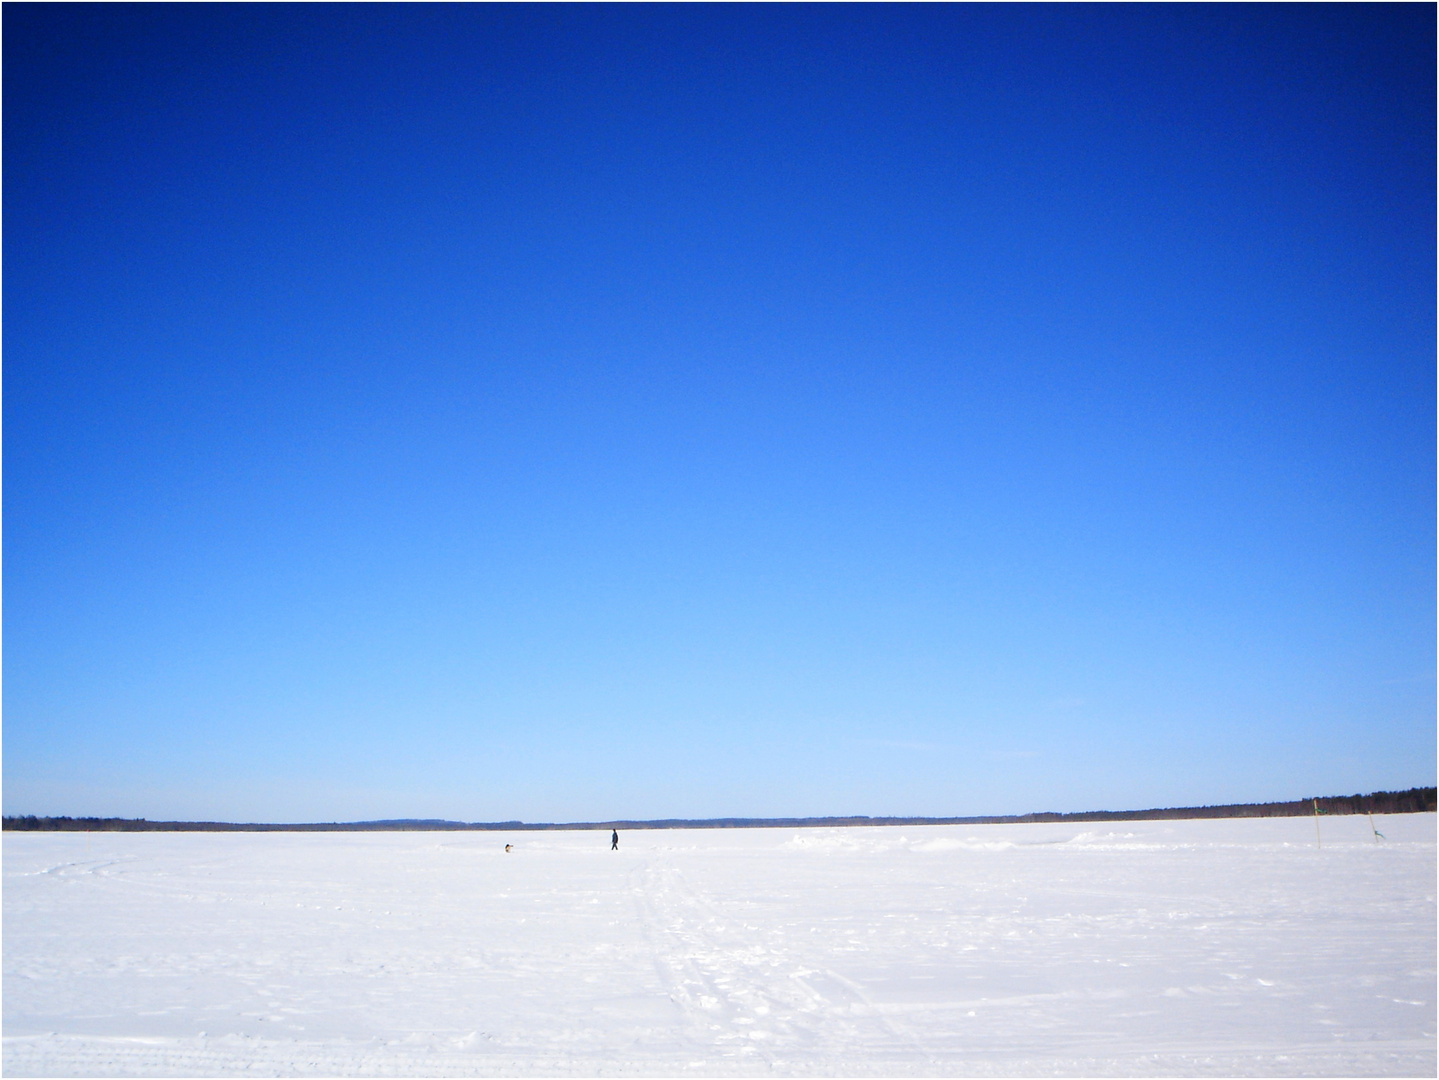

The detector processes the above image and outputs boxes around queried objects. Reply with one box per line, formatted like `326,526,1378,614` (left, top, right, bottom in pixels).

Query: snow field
4,814,1435,1076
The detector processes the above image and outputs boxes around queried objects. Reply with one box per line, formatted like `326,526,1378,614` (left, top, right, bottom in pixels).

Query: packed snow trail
4,816,1434,1076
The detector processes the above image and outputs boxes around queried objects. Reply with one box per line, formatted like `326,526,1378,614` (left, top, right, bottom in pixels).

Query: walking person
611,829,619,851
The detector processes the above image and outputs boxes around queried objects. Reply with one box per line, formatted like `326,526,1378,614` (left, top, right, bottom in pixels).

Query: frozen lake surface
4,815,1434,1076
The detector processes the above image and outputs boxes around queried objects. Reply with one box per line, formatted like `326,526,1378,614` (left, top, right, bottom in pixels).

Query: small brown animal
505,844,513,853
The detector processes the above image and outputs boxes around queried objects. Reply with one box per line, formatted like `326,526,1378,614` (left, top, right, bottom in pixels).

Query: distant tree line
4,787,1433,832
978,787,1436,823
0,817,494,832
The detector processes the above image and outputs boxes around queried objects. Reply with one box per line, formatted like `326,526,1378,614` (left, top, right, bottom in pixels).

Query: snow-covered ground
4,814,1434,1077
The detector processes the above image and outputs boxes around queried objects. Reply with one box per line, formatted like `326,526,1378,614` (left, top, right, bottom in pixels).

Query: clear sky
5,5,1434,823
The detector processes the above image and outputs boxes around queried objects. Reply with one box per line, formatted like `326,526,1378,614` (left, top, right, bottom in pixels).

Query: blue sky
5,5,1433,823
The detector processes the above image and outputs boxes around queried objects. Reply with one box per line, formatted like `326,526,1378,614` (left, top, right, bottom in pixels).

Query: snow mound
906,836,1017,852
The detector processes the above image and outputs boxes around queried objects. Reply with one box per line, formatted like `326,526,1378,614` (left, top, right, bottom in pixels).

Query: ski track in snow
4,815,1434,1076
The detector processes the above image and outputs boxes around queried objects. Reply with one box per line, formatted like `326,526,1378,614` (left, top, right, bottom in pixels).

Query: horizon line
5,787,1435,832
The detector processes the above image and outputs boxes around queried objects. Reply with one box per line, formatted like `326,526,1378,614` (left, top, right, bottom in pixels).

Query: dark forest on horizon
5,788,1434,832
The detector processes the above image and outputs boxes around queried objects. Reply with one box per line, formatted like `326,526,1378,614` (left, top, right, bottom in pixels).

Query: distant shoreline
4,787,1433,832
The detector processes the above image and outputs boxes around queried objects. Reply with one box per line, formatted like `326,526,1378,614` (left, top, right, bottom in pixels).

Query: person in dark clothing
611,829,619,850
